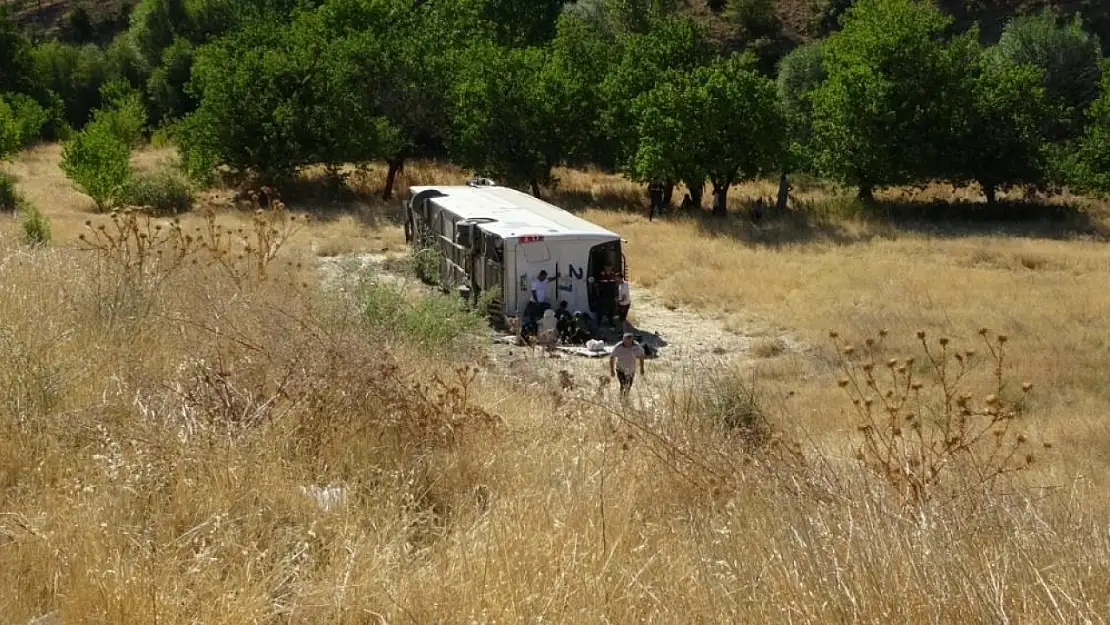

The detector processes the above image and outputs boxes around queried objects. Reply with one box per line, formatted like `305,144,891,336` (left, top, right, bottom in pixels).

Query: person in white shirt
530,270,556,308
616,274,631,329
609,332,646,400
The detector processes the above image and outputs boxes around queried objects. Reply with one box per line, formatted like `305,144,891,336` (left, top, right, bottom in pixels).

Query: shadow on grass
271,176,407,230
546,186,647,215
854,198,1106,240
687,197,1109,247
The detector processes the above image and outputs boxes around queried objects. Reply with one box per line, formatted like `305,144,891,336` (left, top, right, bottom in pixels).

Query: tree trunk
776,172,789,211
530,178,541,198
662,180,674,207
983,183,997,206
382,157,405,200
687,182,704,211
857,184,874,202
712,180,730,217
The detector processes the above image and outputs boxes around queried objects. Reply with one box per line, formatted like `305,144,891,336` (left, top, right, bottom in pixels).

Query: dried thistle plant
78,188,308,288
830,328,1045,507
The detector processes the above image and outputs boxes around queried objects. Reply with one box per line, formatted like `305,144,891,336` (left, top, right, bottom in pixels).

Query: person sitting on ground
568,311,593,345
554,300,573,343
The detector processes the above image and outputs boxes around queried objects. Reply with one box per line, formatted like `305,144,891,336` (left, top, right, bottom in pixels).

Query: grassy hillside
5,0,135,43
3,145,1110,622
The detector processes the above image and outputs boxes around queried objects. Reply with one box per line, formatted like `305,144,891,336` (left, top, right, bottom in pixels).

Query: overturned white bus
405,179,626,323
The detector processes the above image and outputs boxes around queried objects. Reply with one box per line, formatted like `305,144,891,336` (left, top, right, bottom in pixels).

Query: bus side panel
554,240,594,315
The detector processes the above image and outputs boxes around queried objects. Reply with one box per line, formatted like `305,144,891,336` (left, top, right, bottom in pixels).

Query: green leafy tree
0,7,36,96
1067,66,1110,197
129,0,189,68
457,0,563,47
317,0,485,199
91,80,148,148
809,0,971,200
128,0,310,70
945,47,1051,204
0,99,21,159
448,43,562,195
604,0,679,35
631,55,785,216
146,37,196,124
543,10,616,169
723,0,789,74
60,118,133,212
994,9,1102,143
599,14,714,198
31,41,141,130
776,40,825,172
178,8,399,184
2,93,50,148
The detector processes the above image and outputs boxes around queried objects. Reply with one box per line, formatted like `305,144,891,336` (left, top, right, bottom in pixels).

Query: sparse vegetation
19,201,50,245
832,328,1042,507
1,146,1110,621
122,166,194,214
0,170,20,211
5,0,1110,622
356,271,486,354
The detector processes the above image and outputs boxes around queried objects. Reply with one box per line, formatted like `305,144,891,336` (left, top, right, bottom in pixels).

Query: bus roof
410,184,621,241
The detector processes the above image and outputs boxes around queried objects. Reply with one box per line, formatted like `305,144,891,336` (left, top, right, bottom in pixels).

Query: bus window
521,241,551,264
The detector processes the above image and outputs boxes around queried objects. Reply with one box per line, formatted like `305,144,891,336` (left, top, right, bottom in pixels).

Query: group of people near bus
523,265,631,342
520,265,646,400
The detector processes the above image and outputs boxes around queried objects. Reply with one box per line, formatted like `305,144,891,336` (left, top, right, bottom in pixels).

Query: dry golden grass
4,147,1110,622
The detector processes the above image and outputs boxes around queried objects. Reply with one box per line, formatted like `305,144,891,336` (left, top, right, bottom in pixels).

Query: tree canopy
2,0,1110,215
632,54,784,214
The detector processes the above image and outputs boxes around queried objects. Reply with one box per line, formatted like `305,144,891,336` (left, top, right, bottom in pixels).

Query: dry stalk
831,328,1047,508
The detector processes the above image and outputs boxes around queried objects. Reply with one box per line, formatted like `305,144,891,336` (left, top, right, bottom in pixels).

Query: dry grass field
3,145,1110,623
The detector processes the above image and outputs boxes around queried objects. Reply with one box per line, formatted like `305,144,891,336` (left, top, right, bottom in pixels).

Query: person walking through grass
610,332,646,400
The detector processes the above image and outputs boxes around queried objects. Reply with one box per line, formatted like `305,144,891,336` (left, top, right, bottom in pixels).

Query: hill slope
7,0,1110,50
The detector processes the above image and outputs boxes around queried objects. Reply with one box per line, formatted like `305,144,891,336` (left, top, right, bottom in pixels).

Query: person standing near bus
597,265,619,329
531,270,557,309
616,274,632,330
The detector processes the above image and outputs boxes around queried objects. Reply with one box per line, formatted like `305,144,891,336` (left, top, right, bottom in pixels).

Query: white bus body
405,181,626,321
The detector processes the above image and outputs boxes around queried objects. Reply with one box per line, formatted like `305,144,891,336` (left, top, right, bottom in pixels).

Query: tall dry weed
830,329,1048,508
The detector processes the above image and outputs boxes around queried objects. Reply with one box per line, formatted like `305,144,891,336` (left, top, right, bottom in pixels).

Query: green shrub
146,37,196,125
60,119,133,212
122,167,196,214
31,40,146,132
0,99,19,158
20,203,50,246
0,171,20,212
92,79,147,148
701,370,771,445
412,245,441,285
357,275,485,354
3,93,49,147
